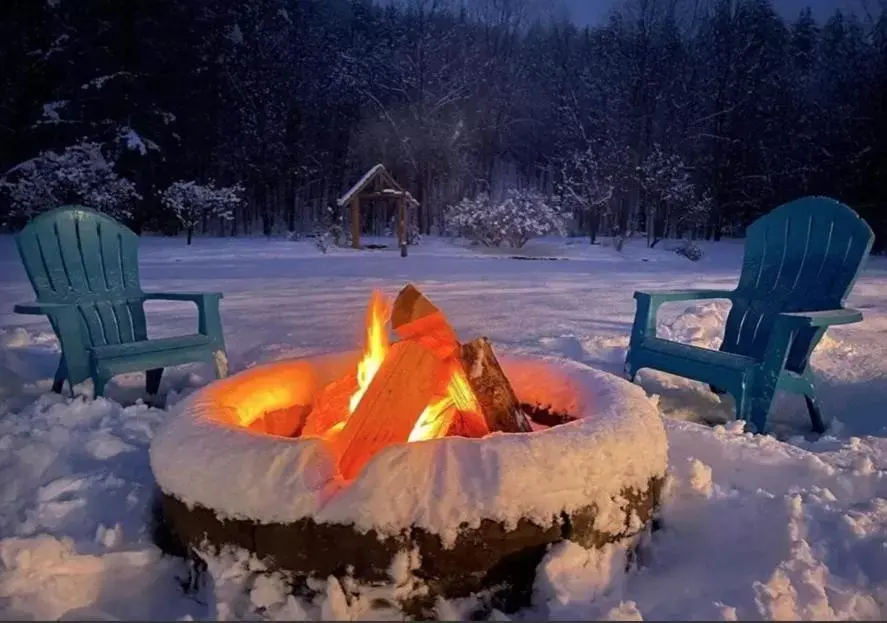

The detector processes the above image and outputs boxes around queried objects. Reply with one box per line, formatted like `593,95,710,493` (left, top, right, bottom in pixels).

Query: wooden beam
359,192,405,200
379,168,406,194
350,197,360,249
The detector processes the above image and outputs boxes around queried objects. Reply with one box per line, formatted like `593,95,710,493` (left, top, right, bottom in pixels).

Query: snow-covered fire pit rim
149,352,667,546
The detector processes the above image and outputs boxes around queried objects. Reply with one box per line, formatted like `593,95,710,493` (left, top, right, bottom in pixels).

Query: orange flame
408,364,479,441
344,289,484,444
348,291,391,413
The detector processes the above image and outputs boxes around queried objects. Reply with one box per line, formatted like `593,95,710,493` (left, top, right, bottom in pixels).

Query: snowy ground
3,234,887,620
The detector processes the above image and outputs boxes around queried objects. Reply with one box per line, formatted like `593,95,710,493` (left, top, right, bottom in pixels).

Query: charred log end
154,475,664,617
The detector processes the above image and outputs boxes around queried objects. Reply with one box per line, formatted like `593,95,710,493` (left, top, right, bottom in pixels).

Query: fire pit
150,285,668,615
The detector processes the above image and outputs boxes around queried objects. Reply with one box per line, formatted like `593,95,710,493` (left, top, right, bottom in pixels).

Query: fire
237,286,493,480
344,289,482,444
348,291,392,413
408,364,478,441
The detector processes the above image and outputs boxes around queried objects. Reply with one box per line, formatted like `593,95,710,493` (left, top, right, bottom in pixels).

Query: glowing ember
348,291,391,413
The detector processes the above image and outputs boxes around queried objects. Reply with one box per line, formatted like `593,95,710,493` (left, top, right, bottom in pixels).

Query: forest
1,0,885,248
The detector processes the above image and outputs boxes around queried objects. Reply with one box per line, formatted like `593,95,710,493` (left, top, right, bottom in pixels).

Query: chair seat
641,337,757,371
90,334,213,360
90,334,219,379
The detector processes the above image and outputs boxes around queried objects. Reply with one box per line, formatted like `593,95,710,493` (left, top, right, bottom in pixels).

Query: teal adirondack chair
13,205,228,398
625,196,873,434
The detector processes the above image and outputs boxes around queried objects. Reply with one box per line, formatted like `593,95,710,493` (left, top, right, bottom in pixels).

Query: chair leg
52,358,66,394
746,386,777,435
805,394,826,435
93,375,109,399
146,368,164,396
733,390,749,426
623,357,637,383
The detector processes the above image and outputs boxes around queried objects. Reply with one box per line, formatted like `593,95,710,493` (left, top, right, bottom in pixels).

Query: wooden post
398,198,408,257
397,198,406,246
350,197,360,249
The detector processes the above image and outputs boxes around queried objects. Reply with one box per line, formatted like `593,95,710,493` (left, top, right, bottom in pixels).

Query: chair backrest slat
721,196,873,371
16,206,147,348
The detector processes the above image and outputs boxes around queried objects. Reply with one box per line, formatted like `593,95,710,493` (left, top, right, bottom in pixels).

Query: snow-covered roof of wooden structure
337,164,418,207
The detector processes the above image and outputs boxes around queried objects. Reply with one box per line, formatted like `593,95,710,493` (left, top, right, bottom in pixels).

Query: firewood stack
277,283,533,480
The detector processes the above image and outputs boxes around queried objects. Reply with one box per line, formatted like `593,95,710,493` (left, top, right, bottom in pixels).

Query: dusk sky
565,0,861,24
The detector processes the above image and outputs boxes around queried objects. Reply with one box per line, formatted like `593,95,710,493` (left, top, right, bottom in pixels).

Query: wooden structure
14,205,228,397
625,196,873,434
337,164,418,250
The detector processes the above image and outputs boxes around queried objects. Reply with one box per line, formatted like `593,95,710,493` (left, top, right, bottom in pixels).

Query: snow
149,353,667,544
4,233,887,619
40,100,68,123
81,72,132,91
0,142,140,220
119,128,159,156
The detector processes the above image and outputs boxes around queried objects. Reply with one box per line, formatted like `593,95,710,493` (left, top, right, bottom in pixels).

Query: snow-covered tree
558,146,619,244
0,141,140,223
637,145,696,247
446,189,568,249
160,181,242,245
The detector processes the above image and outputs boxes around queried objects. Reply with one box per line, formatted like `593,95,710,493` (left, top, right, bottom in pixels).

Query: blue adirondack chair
625,196,873,434
13,205,228,398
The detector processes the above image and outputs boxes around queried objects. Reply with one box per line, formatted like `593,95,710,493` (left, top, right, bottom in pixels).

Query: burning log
391,284,460,359
336,340,446,480
248,405,310,437
446,409,490,438
302,371,358,438
460,338,532,434
392,283,530,434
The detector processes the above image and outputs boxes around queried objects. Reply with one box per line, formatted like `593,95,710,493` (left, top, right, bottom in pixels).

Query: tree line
1,0,885,248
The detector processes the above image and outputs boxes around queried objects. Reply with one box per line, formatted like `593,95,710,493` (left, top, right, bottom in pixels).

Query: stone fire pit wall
150,353,668,613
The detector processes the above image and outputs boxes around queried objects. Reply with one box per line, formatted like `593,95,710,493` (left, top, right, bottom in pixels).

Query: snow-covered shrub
312,226,332,253
311,205,350,253
445,189,567,249
406,222,421,246
285,230,302,242
160,180,242,245
384,215,421,246
557,145,620,243
0,141,140,222
675,239,703,261
330,222,351,247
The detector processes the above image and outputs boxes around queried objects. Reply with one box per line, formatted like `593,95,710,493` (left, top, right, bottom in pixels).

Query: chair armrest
759,308,863,381
142,291,223,302
630,289,734,342
777,308,863,328
143,291,225,344
633,289,734,305
14,301,77,315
